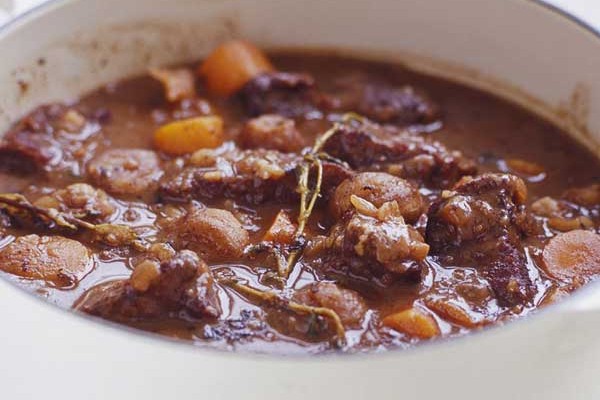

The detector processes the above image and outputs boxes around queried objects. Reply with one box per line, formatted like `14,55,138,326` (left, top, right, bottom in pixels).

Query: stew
1,41,599,354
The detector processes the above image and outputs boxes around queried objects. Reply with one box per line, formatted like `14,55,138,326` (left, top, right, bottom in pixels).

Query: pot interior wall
0,0,599,152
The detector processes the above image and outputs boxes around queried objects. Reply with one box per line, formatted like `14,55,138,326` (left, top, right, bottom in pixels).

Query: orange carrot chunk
383,307,440,339
154,116,224,156
542,229,600,282
263,210,296,245
198,40,274,97
426,300,480,328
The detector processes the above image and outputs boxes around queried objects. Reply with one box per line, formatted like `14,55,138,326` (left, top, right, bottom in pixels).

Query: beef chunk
75,250,220,321
87,149,163,198
323,119,476,188
330,73,438,126
239,114,305,152
358,84,438,125
292,282,367,328
160,145,352,205
330,172,424,223
0,235,92,287
426,173,535,307
309,199,429,286
0,105,104,176
161,146,299,204
239,72,323,118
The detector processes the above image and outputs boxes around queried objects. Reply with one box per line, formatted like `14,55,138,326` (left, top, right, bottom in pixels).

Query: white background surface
1,0,600,27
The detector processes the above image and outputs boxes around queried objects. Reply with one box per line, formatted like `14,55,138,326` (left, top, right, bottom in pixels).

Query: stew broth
0,44,599,354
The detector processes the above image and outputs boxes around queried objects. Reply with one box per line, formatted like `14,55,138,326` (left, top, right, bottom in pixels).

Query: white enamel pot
1,1,600,399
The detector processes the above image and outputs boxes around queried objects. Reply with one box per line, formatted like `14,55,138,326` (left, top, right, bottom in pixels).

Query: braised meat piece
239,114,305,153
87,149,163,198
239,72,324,118
330,172,424,223
309,198,429,285
160,145,352,205
358,84,439,125
0,235,92,287
323,118,476,187
75,250,221,321
0,105,104,175
426,173,536,307
331,73,438,126
160,146,299,204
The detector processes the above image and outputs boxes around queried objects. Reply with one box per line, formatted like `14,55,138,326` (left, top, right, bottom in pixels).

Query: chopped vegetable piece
548,216,594,232
563,184,600,207
263,210,296,245
505,158,545,176
0,235,92,286
57,109,87,133
179,206,250,259
198,40,274,97
531,196,559,217
130,260,161,292
540,287,569,306
149,67,196,102
154,116,224,155
383,307,440,339
88,149,163,197
543,230,600,282
426,300,479,328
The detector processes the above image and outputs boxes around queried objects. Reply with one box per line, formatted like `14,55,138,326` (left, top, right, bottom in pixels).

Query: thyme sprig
281,113,363,279
227,114,365,347
219,278,347,348
0,193,146,250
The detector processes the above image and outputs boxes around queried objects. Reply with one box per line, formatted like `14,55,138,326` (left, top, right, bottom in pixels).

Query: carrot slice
542,229,600,282
263,210,296,245
198,40,274,97
426,300,479,328
383,307,440,339
154,116,224,156
505,158,545,176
